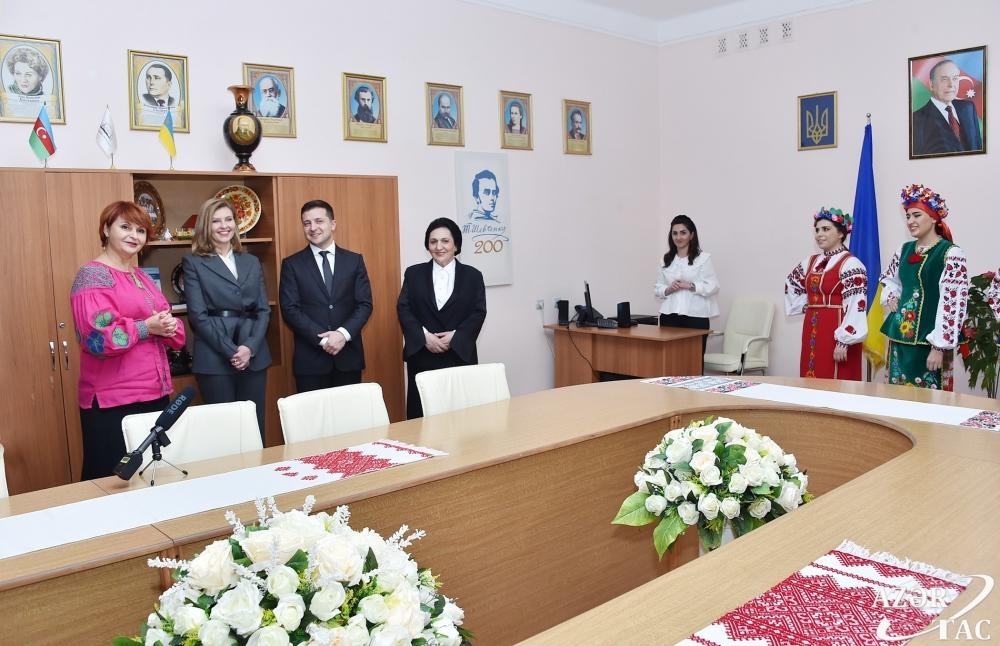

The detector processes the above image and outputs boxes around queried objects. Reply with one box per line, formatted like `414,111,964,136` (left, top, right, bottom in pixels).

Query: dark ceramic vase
223,85,261,172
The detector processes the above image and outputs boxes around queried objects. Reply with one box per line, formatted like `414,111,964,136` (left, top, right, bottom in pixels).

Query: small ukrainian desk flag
159,110,176,165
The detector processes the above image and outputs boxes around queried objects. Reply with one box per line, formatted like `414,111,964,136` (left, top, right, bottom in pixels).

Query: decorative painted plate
171,263,185,300
214,185,261,235
133,180,166,238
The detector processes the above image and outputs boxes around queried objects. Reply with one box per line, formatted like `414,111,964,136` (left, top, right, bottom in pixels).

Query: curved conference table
1,378,998,644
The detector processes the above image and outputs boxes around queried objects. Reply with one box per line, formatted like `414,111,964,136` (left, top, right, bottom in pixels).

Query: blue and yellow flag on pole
159,110,176,159
848,121,885,369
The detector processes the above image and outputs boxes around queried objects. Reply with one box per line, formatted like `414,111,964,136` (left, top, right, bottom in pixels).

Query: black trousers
405,348,469,419
659,313,710,373
80,395,169,480
195,369,268,444
295,369,362,395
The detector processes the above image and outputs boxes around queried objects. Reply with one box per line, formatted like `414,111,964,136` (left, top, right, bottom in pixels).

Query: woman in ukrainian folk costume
785,207,868,380
879,184,969,390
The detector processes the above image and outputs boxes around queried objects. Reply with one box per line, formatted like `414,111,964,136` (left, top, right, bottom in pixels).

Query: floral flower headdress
814,207,853,233
901,184,949,220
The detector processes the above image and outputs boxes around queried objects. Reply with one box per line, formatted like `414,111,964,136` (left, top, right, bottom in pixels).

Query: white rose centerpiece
115,496,470,646
612,416,812,556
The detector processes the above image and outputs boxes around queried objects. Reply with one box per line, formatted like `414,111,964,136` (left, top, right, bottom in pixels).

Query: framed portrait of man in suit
563,99,591,155
426,81,464,147
243,62,296,138
909,45,987,159
343,72,387,143
128,50,189,132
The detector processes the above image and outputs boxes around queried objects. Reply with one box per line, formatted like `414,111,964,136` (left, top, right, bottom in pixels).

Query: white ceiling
464,0,870,45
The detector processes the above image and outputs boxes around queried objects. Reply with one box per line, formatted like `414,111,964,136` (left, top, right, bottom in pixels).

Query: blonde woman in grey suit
182,198,271,441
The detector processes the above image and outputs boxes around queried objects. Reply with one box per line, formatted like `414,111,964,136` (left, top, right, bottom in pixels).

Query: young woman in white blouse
654,215,720,368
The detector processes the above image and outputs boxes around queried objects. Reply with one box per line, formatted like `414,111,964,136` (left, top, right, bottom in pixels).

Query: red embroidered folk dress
785,249,868,380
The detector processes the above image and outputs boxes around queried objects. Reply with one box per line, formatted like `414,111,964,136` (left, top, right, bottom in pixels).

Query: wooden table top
3,376,998,646
544,322,709,341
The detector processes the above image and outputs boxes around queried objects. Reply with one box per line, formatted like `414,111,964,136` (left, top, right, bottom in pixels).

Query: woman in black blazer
397,217,487,418
182,198,271,440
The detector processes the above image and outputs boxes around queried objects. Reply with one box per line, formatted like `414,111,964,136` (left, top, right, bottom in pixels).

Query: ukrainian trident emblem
805,104,830,145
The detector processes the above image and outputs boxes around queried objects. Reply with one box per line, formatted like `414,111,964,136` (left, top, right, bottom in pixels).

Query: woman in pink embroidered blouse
70,201,186,479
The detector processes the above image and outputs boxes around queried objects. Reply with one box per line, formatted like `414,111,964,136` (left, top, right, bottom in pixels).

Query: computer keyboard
596,317,618,329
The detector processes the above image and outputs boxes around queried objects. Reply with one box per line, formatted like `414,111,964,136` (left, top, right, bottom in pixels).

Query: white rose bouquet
115,496,470,646
612,416,812,557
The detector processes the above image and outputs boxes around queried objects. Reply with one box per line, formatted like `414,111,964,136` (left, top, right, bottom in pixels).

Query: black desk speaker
557,299,569,325
616,301,634,327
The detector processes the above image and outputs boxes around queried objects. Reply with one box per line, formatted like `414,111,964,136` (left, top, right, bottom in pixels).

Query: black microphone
113,386,197,480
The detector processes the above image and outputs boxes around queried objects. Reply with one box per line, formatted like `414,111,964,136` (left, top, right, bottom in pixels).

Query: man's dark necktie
319,250,334,294
946,105,963,143
157,99,165,107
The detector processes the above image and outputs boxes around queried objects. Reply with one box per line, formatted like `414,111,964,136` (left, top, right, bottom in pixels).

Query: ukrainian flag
159,110,176,158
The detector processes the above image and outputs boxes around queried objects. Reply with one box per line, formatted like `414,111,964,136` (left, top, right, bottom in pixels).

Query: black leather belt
207,309,258,320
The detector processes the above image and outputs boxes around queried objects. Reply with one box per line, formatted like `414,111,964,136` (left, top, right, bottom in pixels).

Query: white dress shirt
217,249,238,279
309,242,352,344
433,259,456,310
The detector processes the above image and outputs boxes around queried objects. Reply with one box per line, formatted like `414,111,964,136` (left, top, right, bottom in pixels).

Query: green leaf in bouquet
653,514,687,559
611,491,657,526
715,420,733,436
112,637,143,646
196,593,214,612
363,546,379,574
672,462,694,478
285,548,309,572
750,484,772,495
692,438,704,452
720,443,746,467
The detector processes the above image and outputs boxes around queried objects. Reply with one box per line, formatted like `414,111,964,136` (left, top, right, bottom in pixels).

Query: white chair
121,400,262,466
0,443,8,498
416,363,511,416
278,383,390,444
703,298,774,375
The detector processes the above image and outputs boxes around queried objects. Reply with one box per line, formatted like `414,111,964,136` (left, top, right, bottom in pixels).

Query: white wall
659,0,1000,394
6,0,995,396
0,0,663,396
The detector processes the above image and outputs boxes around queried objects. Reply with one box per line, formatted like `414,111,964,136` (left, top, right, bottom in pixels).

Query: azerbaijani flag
28,104,56,163
159,110,176,157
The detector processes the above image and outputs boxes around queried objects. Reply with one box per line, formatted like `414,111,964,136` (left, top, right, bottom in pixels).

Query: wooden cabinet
0,168,403,495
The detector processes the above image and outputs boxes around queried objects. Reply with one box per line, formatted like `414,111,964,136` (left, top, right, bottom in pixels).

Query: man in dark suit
912,59,983,156
279,199,373,392
140,62,176,108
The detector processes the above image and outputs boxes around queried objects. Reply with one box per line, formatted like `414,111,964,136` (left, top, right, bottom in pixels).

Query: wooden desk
2,379,998,645
545,323,708,386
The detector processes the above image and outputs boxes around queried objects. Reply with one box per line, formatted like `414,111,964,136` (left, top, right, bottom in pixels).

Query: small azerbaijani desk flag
159,109,176,158
28,104,56,163
96,105,118,158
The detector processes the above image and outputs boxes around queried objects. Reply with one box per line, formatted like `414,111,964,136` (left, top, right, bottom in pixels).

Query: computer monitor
579,281,599,326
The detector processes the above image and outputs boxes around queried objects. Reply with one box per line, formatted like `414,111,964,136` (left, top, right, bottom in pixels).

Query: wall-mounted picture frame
128,50,189,132
909,45,986,159
343,72,386,142
426,82,464,146
500,90,532,150
563,99,591,155
0,34,65,124
243,62,296,138
797,91,837,150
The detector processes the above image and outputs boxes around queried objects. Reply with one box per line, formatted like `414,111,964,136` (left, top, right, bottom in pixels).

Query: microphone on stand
113,386,197,480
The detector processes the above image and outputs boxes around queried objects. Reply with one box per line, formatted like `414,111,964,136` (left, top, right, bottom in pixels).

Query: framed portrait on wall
426,82,464,146
343,72,386,142
563,99,591,155
909,45,986,159
243,62,296,138
0,34,65,124
499,90,532,150
128,50,189,132
797,91,837,150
